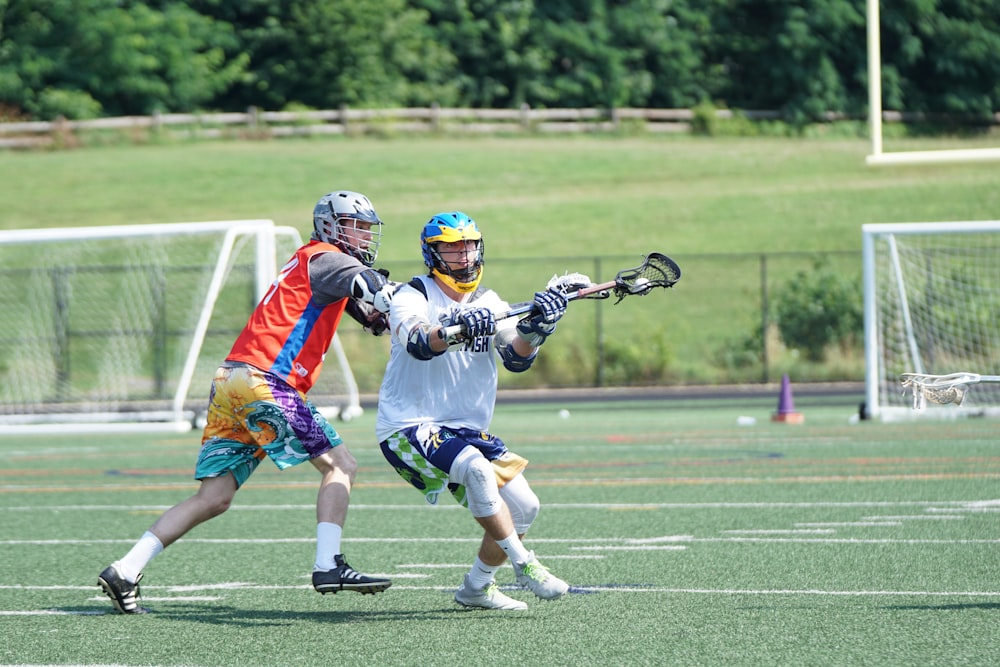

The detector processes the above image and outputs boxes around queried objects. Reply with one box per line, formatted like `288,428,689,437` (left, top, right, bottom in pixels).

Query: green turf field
2,394,998,666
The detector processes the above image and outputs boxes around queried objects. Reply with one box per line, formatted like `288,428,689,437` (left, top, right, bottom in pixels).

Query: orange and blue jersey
226,241,348,392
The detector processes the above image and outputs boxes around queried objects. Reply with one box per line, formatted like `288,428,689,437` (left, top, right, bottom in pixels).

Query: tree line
1,0,998,125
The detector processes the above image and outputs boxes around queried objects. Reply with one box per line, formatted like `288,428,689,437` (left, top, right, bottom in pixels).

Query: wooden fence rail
1,105,997,149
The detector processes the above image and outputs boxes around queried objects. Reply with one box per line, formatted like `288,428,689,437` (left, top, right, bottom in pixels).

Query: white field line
572,545,688,551
0,536,670,545
861,515,966,521
2,584,999,618
5,500,1000,512
722,529,837,534
926,506,1000,513
690,537,1000,544
6,535,995,546
794,522,903,527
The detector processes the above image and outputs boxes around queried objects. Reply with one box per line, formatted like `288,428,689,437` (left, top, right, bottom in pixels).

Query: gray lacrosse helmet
312,190,383,266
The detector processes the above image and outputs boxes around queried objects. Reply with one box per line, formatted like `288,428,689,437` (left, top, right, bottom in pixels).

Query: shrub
773,258,862,362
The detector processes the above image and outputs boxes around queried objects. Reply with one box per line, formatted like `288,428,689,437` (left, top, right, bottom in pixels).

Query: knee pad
499,474,539,534
450,448,503,518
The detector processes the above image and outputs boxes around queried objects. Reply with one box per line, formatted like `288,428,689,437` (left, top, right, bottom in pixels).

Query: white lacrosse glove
351,268,400,314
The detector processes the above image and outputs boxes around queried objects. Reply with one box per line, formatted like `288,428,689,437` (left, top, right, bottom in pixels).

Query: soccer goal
862,220,1000,420
0,220,362,434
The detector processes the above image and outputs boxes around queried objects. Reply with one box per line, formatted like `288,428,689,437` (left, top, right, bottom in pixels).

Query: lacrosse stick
442,252,681,339
899,372,1000,409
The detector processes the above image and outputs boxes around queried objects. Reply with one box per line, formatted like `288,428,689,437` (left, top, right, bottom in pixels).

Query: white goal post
862,220,1000,420
0,220,362,433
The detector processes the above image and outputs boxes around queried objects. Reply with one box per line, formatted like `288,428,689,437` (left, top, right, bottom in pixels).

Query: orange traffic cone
772,374,804,424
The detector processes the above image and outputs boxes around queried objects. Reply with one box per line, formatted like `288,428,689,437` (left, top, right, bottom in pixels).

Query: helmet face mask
312,191,383,266
420,212,485,294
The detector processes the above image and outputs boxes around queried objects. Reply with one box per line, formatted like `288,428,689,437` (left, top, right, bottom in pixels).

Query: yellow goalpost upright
865,0,1000,166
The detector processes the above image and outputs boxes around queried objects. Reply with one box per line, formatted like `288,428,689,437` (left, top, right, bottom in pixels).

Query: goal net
862,221,1000,420
0,220,362,433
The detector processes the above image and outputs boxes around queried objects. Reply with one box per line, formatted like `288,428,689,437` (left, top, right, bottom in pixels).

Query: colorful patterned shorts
379,425,527,507
194,364,342,488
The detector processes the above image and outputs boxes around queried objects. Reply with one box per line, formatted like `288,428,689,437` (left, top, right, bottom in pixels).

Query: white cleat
454,575,528,611
513,552,569,600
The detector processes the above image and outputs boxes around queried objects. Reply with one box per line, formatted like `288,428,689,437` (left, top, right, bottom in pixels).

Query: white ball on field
558,409,571,419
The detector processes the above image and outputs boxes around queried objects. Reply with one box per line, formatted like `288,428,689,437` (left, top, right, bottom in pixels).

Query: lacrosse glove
517,288,568,347
450,307,497,340
344,298,389,336
351,268,399,314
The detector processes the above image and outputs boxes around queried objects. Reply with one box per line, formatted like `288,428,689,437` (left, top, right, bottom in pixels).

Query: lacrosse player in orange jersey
98,191,397,614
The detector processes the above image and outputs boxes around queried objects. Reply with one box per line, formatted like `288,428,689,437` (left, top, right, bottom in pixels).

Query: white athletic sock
496,533,532,566
314,522,343,570
116,531,164,583
467,557,501,590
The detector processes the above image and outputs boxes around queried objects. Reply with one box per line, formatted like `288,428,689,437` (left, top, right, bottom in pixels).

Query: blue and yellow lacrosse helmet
420,212,485,293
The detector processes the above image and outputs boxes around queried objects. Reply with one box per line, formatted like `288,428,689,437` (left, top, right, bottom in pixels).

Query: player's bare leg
99,475,237,614
309,446,391,595
148,475,238,546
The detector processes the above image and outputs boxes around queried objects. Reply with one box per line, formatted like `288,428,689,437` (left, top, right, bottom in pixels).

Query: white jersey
375,275,514,442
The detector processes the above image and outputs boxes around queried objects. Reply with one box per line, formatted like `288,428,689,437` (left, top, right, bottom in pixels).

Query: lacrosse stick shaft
441,280,615,339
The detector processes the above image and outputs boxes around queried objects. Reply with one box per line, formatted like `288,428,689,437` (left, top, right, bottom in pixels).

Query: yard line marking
4,534,999,547
572,545,687,551
4,585,1000,607
926,506,1000,513
794,521,902,527
561,587,1000,596
0,610,107,616
693,537,1000,544
536,554,606,559
0,585,99,591
6,471,1000,493
0,584,1000,604
0,537,648,546
5,499,999,512
862,515,966,521
3,503,464,511
722,529,837,534
626,535,692,542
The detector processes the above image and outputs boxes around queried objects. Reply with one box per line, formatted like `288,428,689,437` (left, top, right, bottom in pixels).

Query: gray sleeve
309,251,366,306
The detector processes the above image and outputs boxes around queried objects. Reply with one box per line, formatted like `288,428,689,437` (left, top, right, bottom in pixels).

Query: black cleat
312,554,392,595
98,565,149,614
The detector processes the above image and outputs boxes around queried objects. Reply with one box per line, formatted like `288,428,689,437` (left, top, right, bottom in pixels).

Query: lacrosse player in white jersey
376,211,570,610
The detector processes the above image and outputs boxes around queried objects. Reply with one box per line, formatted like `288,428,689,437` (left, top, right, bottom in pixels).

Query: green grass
2,396,999,666
3,136,999,257
2,135,999,387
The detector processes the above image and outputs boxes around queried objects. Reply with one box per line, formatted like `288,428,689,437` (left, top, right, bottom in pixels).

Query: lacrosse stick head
612,252,681,303
899,373,969,409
